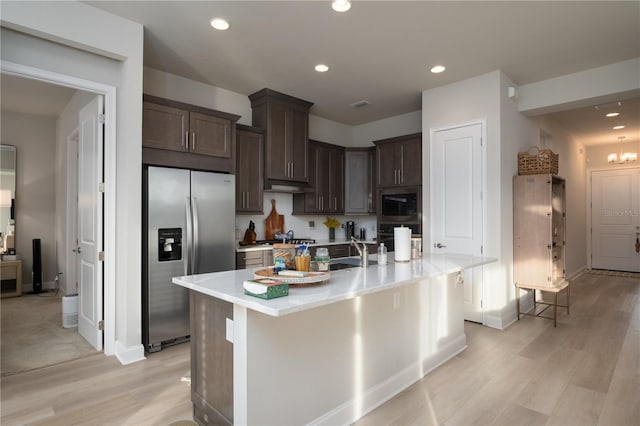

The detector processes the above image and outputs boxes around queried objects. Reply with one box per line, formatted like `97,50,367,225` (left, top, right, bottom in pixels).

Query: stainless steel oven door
378,186,421,223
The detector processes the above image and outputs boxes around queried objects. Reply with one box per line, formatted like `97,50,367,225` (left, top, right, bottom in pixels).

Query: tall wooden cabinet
374,133,422,188
249,88,313,185
293,140,344,214
513,174,567,287
235,125,264,213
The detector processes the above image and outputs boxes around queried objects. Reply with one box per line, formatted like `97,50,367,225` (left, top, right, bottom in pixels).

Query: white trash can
62,294,79,328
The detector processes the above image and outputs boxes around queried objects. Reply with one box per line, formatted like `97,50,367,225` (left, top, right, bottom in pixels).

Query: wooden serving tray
254,268,331,285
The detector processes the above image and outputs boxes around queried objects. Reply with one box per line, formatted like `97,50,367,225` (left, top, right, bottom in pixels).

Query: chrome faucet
350,237,369,268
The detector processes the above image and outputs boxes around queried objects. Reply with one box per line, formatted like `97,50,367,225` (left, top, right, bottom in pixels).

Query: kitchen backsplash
235,193,377,242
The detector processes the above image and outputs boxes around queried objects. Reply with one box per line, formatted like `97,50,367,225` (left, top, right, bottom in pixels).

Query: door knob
434,243,446,249
73,246,82,253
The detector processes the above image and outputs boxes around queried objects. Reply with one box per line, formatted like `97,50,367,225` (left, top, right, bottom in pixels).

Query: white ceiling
2,1,639,147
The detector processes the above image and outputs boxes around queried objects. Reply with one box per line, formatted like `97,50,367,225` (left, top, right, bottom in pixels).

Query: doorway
590,167,640,273
1,60,116,356
431,121,486,323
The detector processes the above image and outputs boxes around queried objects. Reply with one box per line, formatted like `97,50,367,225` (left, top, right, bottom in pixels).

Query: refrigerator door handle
191,196,199,273
185,196,192,275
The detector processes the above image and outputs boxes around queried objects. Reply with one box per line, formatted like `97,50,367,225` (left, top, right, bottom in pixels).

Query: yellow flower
323,217,340,228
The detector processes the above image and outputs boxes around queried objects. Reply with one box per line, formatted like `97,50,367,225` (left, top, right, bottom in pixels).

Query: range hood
264,180,310,193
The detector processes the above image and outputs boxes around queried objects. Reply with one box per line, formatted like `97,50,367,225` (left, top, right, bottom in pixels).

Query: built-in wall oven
377,187,422,251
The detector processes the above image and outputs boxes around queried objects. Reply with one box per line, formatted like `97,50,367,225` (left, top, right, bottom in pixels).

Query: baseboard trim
484,314,504,329
21,281,57,293
115,341,145,365
309,334,467,425
567,266,587,281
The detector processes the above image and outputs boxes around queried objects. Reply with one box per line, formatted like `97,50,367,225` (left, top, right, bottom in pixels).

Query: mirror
0,144,16,254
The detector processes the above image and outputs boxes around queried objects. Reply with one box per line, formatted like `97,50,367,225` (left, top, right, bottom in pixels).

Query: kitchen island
174,253,494,425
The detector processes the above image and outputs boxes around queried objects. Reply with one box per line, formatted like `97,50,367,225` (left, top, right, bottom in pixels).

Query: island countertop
173,253,495,317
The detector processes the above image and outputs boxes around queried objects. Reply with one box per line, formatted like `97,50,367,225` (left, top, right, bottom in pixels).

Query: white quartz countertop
236,239,377,252
173,253,495,317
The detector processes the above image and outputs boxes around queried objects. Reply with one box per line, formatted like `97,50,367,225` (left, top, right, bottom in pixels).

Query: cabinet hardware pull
434,243,446,248
192,132,196,150
185,131,189,150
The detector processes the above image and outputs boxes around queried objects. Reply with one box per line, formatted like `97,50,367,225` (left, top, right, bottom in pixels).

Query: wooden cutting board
264,199,284,240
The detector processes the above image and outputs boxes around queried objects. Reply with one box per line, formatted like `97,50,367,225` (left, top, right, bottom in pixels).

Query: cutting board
264,199,284,240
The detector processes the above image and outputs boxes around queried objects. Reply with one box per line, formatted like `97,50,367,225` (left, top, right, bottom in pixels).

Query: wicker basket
518,147,559,176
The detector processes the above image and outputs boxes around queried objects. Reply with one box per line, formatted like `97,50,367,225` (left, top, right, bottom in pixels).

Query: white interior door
77,96,104,350
591,168,640,272
67,132,79,295
432,123,484,322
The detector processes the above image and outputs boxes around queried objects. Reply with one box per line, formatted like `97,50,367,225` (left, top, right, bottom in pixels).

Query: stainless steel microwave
378,187,421,223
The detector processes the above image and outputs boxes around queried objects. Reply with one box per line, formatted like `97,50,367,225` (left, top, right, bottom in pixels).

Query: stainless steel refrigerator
143,166,235,352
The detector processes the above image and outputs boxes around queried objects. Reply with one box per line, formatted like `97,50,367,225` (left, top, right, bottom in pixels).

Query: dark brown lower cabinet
190,292,233,425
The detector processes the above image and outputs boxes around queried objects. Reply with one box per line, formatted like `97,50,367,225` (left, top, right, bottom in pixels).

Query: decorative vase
329,228,335,242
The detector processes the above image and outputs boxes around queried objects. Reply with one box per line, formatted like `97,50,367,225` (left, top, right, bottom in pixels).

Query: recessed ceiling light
332,0,351,12
210,18,229,30
430,65,446,74
315,64,329,72
606,112,620,117
613,125,625,130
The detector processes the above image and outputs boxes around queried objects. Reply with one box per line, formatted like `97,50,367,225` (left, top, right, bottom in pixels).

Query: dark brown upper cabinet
236,125,264,214
249,89,313,186
293,140,345,214
374,133,422,188
142,95,240,173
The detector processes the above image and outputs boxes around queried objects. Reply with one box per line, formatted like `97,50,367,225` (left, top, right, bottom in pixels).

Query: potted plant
323,217,340,241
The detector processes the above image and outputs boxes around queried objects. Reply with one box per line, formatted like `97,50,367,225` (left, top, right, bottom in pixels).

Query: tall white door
67,133,79,295
77,96,104,350
591,168,640,272
432,123,484,322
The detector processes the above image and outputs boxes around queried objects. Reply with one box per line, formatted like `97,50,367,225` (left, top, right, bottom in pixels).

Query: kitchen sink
330,258,377,271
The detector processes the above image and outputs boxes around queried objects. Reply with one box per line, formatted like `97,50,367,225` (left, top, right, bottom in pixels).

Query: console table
0,259,22,298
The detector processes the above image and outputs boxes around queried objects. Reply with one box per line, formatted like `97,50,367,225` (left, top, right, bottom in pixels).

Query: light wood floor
1,272,638,426
1,293,98,376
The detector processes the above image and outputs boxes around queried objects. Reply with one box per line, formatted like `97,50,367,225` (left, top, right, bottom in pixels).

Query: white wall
586,141,640,169
497,72,541,324
1,0,145,362
422,70,589,329
352,110,422,147
55,90,97,295
534,115,588,277
143,67,252,125
0,110,57,288
422,71,509,327
518,58,640,115
144,67,357,146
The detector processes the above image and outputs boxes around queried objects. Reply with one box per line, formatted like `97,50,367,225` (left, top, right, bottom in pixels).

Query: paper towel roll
394,227,411,262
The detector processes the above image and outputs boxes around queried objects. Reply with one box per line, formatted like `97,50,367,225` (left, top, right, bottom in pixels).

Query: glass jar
315,247,330,272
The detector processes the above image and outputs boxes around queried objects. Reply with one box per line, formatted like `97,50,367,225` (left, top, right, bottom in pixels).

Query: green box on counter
243,278,289,299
